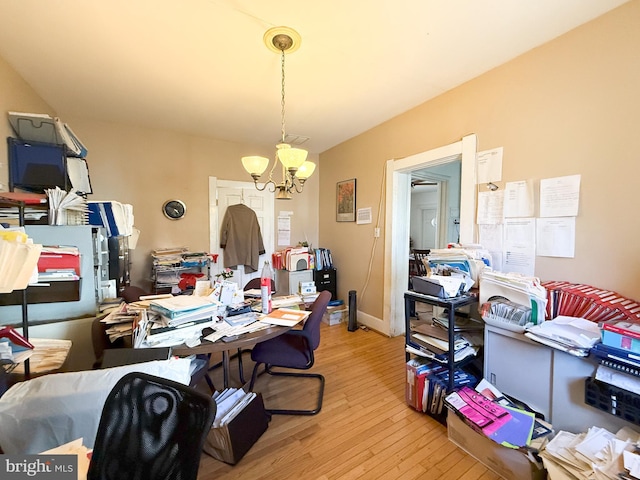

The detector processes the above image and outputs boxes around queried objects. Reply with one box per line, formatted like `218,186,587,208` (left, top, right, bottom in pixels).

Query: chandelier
241,26,315,200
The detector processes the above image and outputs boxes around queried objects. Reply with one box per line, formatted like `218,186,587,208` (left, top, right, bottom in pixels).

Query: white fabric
0,358,192,454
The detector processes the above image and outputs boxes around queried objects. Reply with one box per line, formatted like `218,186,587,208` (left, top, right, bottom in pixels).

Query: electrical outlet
374,227,380,238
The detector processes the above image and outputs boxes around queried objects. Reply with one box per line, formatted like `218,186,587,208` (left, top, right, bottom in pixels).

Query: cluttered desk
99,286,313,388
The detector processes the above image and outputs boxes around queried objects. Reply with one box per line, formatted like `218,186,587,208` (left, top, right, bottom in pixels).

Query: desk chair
87,372,215,480
412,249,430,277
248,290,331,415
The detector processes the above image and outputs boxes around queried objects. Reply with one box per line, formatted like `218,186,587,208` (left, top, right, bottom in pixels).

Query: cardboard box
447,412,546,480
203,393,269,465
322,306,347,325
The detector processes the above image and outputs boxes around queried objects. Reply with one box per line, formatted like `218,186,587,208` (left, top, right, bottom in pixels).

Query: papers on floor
540,426,640,480
525,315,601,357
259,307,311,327
212,388,257,428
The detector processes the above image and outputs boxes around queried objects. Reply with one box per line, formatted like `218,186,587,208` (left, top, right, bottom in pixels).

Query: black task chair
87,372,215,480
248,290,331,415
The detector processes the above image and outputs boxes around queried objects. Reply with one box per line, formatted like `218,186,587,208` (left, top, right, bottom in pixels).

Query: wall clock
162,199,186,220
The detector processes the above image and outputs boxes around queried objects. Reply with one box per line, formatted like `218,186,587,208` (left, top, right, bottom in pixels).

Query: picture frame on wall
336,178,356,222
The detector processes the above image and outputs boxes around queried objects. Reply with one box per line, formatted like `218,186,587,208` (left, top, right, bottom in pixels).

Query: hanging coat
220,203,265,273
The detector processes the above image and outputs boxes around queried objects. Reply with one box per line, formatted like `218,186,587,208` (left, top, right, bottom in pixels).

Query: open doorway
410,160,461,250
380,134,477,337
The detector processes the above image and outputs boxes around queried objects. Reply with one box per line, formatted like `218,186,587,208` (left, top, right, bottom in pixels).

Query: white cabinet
484,324,632,433
275,269,313,296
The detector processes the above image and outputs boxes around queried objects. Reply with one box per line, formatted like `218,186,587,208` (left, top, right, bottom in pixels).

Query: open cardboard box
447,411,546,480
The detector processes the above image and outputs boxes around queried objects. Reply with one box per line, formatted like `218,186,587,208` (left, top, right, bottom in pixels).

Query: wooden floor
195,321,501,480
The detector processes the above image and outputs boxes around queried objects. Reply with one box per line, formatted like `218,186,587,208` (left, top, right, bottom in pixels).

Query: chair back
412,249,430,276
303,290,332,350
87,372,215,480
244,277,276,292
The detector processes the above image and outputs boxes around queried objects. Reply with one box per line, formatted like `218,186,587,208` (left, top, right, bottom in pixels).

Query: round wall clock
162,199,186,220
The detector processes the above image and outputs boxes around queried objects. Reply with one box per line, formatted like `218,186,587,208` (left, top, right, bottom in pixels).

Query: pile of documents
540,426,640,479
426,247,489,283
524,315,601,357
407,314,483,364
46,186,88,226
479,270,548,327
0,226,41,293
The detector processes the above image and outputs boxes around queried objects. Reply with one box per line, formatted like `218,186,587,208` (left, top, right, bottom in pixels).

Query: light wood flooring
195,321,501,480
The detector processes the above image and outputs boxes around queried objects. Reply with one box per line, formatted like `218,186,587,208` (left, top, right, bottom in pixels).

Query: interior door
420,207,438,249
209,179,275,289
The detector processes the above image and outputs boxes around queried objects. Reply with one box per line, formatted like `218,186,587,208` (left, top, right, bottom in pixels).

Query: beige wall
0,59,319,292
61,117,320,290
319,1,640,322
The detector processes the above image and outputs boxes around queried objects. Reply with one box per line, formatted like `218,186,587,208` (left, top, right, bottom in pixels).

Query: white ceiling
0,0,629,154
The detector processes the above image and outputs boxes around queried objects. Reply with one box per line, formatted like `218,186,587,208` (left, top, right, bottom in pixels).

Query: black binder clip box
203,393,270,465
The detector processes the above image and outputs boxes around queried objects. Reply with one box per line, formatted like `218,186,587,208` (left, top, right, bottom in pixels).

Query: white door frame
382,134,477,336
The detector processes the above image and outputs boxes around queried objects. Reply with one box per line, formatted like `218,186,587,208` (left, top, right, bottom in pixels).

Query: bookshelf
404,290,482,422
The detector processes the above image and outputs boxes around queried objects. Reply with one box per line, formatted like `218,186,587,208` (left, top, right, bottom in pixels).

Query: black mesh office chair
248,290,331,415
87,372,215,480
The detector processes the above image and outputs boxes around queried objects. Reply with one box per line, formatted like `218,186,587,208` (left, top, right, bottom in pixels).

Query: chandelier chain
280,49,286,144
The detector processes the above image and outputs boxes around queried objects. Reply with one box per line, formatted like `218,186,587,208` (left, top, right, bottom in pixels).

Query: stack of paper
46,186,88,226
149,295,224,325
212,388,257,428
524,315,601,357
540,426,640,479
0,227,42,292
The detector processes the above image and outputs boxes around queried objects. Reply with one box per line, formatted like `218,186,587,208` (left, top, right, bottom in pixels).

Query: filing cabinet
314,268,337,300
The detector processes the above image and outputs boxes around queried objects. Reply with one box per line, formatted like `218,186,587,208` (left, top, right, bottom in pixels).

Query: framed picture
336,178,356,222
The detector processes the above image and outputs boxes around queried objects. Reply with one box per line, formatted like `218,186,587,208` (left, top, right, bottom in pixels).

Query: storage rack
404,290,481,392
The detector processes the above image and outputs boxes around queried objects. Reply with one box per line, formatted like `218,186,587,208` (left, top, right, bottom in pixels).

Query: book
259,308,310,327
601,320,640,340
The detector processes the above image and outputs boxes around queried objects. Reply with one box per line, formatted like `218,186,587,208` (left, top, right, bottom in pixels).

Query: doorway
381,134,477,337
209,178,275,289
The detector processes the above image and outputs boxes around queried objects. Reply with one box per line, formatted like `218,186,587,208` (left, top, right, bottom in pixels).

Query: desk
172,325,289,388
